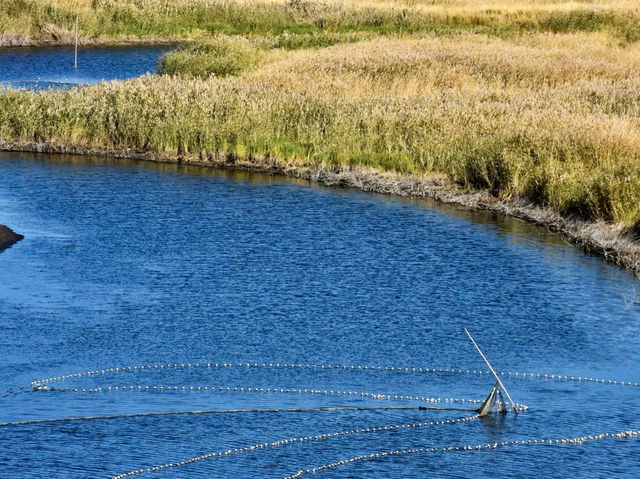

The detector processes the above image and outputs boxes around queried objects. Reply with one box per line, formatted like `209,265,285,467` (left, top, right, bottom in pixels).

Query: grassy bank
1,31,639,232
0,1,639,244
158,36,265,77
1,0,639,45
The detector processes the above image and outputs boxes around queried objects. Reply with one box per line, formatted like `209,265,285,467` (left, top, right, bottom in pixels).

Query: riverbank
1,1,638,276
0,224,23,251
1,35,639,223
2,140,638,277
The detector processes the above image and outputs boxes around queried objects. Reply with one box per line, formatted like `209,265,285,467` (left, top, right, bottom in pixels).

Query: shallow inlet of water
0,45,169,89
0,152,639,478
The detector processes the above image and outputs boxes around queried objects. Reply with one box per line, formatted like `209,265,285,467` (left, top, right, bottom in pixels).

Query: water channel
1,151,639,478
0,45,169,89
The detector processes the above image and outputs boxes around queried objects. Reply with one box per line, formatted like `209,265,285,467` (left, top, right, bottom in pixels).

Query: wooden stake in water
464,328,519,415
74,15,78,69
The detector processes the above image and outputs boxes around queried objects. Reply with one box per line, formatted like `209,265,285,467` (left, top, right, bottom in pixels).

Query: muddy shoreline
1,140,638,278
0,224,23,251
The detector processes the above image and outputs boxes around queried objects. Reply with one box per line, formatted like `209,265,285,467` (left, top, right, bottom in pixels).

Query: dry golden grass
1,30,638,227
254,34,637,93
2,0,639,44
352,0,639,11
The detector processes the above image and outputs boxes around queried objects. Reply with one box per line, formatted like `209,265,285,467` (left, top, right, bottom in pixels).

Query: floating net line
31,383,487,407
109,412,482,479
5,381,512,428
280,429,640,479
28,361,640,389
0,405,473,429
8,360,637,478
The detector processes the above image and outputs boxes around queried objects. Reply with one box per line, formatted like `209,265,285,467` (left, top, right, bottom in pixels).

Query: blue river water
0,152,639,478
0,45,169,89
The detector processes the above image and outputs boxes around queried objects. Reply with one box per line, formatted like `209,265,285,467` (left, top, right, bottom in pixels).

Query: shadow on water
3,152,626,284
20,151,577,252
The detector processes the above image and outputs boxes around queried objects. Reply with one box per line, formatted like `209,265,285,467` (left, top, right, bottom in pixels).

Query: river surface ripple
0,46,168,90
0,152,639,478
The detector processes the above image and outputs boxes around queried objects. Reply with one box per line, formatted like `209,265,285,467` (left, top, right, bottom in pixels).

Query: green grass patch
2,0,639,44
159,36,263,77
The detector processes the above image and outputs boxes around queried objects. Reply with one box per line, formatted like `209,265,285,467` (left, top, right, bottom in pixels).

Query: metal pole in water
74,15,78,69
464,328,519,415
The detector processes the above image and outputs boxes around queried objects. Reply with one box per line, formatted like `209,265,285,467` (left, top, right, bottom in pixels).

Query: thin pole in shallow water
74,15,78,69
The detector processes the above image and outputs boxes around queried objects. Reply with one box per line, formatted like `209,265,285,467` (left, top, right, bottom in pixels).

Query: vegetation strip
1,1,638,274
2,0,640,47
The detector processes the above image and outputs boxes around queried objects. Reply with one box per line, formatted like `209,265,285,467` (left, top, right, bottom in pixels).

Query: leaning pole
465,327,519,415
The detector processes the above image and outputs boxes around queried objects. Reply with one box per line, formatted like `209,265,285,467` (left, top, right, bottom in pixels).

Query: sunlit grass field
2,0,639,43
0,0,639,231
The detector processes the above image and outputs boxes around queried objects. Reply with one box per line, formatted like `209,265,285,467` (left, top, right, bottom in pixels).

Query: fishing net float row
28,362,639,389
109,413,482,479
280,429,640,479
40,383,487,406
30,362,497,387
499,371,638,387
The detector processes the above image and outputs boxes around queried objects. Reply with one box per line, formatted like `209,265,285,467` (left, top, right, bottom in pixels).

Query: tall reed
1,32,638,228
1,2,639,230
1,0,639,44
158,36,264,77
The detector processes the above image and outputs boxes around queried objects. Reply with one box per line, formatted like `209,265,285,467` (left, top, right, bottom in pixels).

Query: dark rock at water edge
0,224,24,251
